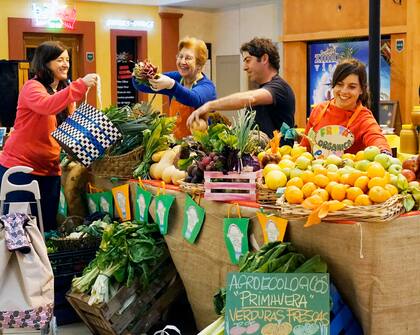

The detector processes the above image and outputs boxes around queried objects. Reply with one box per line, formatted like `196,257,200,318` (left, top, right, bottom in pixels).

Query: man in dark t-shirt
187,37,295,142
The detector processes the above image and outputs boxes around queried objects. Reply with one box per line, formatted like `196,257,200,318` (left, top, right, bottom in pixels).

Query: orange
284,186,304,204
301,182,318,198
368,176,387,189
313,165,328,176
311,188,329,202
348,171,365,186
330,183,348,201
354,194,373,206
287,177,304,188
384,184,398,196
368,186,392,203
313,174,330,188
354,175,370,193
355,151,365,161
339,173,352,186
300,170,315,184
342,199,354,206
366,162,386,179
325,181,339,194
346,187,364,201
326,171,340,182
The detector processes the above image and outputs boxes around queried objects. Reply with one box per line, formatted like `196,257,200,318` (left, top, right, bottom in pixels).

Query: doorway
23,33,81,81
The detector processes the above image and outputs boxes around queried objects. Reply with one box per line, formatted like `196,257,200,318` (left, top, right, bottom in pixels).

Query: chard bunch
133,60,159,86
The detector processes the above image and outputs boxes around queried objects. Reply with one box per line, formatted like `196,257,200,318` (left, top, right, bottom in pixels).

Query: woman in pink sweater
0,41,97,231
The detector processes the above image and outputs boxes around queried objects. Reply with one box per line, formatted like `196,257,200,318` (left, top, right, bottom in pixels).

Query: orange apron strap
345,103,364,128
313,101,331,127
169,99,195,139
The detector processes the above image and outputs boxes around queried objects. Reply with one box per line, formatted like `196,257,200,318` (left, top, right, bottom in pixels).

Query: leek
197,316,224,335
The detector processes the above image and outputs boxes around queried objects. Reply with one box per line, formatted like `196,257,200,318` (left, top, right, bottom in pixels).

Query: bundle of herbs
71,220,166,305
133,116,176,179
102,101,160,156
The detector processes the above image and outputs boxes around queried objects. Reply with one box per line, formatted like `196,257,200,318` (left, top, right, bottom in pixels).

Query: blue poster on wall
308,40,391,113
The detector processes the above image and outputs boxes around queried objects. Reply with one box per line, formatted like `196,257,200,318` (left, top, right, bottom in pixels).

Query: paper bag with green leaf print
86,192,100,215
134,183,153,223
182,194,205,244
154,194,175,235
97,191,114,217
223,204,249,264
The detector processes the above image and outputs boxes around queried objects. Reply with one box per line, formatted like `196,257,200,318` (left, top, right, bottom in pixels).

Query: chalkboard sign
116,37,138,107
225,272,330,335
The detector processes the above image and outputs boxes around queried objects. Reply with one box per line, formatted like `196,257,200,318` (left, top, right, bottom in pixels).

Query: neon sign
106,19,154,30
32,0,77,30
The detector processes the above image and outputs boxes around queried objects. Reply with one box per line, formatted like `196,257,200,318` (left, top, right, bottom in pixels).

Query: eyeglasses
176,54,195,63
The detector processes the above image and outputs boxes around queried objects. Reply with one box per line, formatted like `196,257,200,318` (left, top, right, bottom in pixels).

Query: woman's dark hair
332,58,370,108
240,37,280,72
31,41,70,124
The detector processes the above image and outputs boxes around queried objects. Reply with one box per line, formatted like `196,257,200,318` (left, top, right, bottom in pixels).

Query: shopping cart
0,166,56,335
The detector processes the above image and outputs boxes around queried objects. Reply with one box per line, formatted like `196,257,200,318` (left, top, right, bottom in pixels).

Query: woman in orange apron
132,36,216,139
301,58,391,158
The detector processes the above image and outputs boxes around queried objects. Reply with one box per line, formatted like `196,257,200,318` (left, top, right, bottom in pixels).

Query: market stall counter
89,175,420,335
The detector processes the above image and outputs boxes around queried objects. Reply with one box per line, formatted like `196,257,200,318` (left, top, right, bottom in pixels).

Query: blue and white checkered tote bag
52,77,122,167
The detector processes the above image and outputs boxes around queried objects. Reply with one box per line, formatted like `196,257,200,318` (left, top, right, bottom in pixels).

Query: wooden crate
66,261,183,335
204,170,262,202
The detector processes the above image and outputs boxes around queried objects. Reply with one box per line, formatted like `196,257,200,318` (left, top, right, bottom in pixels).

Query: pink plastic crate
204,170,262,202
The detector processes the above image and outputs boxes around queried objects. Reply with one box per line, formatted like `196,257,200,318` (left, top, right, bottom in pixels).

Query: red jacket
300,101,391,154
0,79,87,176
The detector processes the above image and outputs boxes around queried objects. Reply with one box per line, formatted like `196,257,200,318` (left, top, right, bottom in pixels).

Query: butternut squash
151,150,167,162
171,168,187,186
162,165,177,184
150,149,177,180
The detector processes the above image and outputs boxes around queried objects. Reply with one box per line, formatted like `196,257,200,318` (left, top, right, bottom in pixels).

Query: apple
295,156,311,170
327,164,339,172
279,159,295,170
401,169,416,182
301,152,315,161
374,153,392,169
325,154,342,166
289,168,303,179
342,158,355,167
409,181,420,189
402,157,419,173
281,167,291,178
389,174,398,186
312,159,325,167
390,157,402,166
364,146,381,161
388,164,403,175
279,145,292,156
355,160,370,172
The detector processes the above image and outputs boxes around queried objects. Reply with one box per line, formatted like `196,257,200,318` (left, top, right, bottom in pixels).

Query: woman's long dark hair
331,58,370,109
30,41,70,124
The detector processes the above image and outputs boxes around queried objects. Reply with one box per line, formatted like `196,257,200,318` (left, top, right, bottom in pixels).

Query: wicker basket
180,181,205,195
89,145,143,178
276,194,406,222
256,182,278,205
